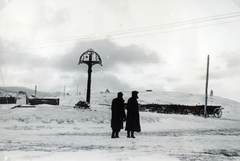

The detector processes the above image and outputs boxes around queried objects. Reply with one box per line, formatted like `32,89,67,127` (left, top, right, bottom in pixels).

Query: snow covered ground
0,91,240,161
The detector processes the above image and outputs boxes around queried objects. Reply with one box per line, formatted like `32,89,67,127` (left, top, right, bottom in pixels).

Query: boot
111,131,115,138
131,131,135,138
127,130,131,138
116,132,119,138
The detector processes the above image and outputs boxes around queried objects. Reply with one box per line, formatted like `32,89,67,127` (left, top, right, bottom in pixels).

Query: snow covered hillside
0,91,240,161
0,86,62,97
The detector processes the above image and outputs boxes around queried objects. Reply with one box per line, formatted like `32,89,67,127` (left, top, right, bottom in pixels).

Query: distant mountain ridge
0,86,62,97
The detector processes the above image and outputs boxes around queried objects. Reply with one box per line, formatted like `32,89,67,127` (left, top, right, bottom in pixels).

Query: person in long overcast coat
111,92,126,138
125,91,141,138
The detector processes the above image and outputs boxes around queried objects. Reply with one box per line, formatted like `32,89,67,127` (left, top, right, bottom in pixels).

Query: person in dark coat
125,91,141,138
111,92,126,138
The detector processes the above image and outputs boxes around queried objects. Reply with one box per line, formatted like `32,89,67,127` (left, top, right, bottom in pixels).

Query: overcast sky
0,0,240,101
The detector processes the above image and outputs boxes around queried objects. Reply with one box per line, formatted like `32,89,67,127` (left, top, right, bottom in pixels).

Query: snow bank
1,91,240,161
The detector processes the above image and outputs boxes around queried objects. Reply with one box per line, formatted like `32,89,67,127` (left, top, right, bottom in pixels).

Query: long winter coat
111,97,126,132
125,97,141,132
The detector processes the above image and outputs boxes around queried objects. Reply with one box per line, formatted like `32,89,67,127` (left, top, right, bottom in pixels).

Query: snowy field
1,91,240,161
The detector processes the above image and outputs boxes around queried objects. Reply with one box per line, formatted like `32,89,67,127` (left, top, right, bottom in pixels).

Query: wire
1,12,240,52
17,12,240,44
112,19,240,40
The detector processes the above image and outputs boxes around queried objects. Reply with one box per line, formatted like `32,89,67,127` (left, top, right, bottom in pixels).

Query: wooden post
204,55,210,117
35,85,37,97
63,85,65,98
77,85,79,95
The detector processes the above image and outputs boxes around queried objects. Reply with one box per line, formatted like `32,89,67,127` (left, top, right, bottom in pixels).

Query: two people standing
111,91,141,138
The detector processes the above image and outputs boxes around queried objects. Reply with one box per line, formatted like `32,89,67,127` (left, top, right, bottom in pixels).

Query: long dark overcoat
111,97,126,132
125,97,141,132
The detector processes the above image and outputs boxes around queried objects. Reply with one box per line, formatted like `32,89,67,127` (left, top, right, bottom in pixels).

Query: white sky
0,0,240,101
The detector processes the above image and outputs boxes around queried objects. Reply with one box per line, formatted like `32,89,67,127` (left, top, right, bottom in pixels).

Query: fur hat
132,91,138,95
117,92,123,97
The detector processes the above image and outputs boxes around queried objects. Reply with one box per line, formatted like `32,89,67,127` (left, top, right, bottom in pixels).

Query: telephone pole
35,85,37,97
204,55,210,117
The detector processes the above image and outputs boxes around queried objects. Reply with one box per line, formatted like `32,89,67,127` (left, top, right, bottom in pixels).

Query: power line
88,12,240,37
17,12,240,44
114,19,240,40
1,12,240,52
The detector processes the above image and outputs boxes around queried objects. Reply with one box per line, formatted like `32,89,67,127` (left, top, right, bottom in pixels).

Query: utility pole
78,49,102,103
204,55,210,117
63,85,65,98
35,85,37,97
77,85,79,95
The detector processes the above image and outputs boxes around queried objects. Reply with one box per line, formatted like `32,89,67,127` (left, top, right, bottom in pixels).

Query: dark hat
117,92,123,97
132,91,138,94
